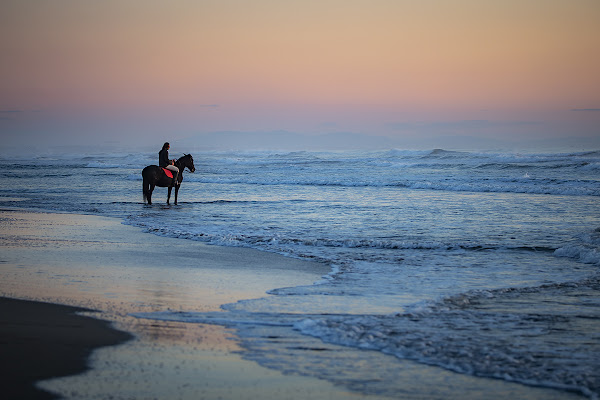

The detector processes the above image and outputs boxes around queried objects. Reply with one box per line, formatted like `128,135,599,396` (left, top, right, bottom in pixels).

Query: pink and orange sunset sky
1,0,599,150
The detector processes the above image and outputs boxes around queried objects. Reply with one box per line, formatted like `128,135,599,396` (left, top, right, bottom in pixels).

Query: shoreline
0,208,375,400
0,207,330,312
0,208,586,400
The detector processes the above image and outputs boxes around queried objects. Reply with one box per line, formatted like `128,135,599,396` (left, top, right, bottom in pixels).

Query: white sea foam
555,245,600,265
293,279,600,399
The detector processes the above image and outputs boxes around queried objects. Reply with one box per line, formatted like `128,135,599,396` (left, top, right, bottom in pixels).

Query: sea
1,148,599,398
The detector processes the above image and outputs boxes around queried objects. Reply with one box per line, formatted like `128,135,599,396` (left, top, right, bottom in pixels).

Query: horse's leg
174,185,179,205
167,186,172,204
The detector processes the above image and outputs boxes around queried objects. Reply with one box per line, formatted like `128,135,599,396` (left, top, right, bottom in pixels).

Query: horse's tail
142,178,148,203
142,177,148,203
142,177,150,203
142,171,151,204
142,166,157,204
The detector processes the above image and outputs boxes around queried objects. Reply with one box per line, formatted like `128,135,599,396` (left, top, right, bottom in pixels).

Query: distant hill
176,130,398,151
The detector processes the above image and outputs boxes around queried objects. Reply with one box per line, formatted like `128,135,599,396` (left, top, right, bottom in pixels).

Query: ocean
1,148,599,398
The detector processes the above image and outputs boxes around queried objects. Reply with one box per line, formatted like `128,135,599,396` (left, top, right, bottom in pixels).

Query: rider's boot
173,171,179,186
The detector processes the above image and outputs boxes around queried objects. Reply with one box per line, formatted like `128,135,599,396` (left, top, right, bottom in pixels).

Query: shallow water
1,148,599,397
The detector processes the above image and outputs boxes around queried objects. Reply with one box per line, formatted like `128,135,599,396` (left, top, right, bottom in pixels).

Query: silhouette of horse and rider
142,142,195,205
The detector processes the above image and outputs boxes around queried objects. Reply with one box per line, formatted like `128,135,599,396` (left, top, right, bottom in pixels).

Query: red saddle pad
162,168,173,178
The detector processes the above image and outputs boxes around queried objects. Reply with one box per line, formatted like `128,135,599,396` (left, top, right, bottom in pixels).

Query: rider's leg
166,165,180,185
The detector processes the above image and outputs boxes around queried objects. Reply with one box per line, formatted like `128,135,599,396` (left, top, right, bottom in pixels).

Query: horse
142,154,195,205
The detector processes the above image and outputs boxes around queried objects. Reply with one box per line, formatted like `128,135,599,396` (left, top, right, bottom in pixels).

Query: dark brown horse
142,154,195,205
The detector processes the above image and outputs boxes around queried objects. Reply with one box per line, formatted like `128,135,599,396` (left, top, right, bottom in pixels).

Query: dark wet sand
0,297,132,399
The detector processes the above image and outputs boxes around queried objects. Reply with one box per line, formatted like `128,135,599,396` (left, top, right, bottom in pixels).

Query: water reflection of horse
142,154,195,205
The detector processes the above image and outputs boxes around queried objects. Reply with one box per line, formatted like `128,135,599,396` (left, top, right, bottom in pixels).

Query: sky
1,0,599,151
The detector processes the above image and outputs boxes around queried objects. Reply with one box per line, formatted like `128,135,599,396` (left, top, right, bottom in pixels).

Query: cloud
571,108,600,112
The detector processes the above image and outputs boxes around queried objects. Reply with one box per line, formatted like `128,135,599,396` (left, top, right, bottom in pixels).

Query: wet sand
0,297,132,399
0,209,379,399
0,209,583,400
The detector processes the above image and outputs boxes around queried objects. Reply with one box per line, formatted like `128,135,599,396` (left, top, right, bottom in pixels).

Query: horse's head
179,154,195,173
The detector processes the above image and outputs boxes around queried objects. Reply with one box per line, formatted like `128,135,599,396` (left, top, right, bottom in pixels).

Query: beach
1,208,590,399
0,209,388,399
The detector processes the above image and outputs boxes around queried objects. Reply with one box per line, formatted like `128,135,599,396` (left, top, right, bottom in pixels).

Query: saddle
162,168,173,179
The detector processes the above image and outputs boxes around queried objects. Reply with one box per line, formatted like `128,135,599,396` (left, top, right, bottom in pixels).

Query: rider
159,142,179,185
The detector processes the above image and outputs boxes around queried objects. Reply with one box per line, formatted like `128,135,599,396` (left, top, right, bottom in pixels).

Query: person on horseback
159,142,179,185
